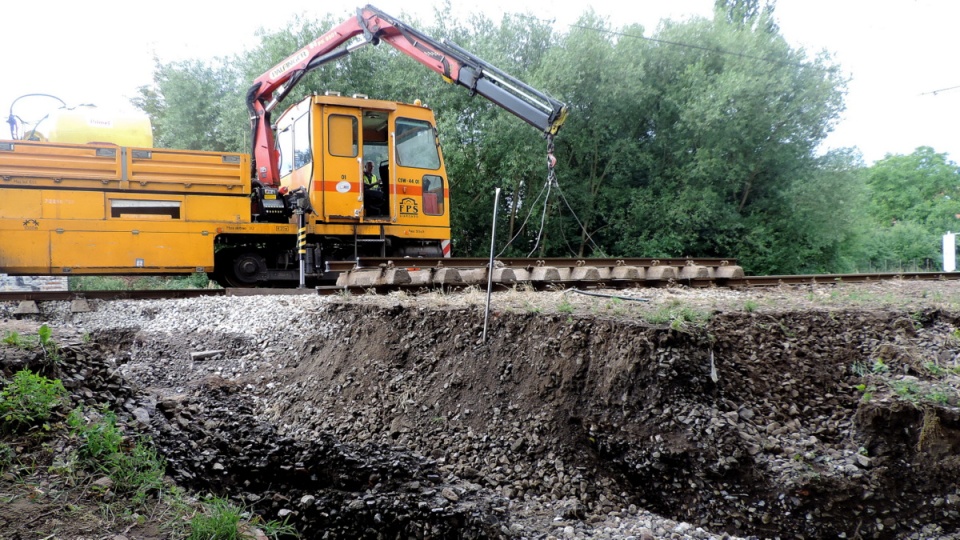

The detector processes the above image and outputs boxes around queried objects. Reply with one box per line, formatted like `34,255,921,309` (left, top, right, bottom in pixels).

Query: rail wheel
219,251,266,288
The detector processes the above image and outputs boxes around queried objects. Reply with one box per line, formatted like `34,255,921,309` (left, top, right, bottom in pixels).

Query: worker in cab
362,160,386,216
363,161,381,190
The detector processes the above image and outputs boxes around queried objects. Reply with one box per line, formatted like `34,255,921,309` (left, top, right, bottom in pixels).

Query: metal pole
297,205,307,289
482,188,501,343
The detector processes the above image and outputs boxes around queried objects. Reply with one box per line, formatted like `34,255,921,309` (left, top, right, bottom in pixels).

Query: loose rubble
3,280,960,539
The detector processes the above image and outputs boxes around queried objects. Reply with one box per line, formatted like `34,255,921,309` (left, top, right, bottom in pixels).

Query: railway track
2,256,960,305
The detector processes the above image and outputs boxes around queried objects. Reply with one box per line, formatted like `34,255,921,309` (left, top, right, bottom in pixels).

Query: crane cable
497,135,604,258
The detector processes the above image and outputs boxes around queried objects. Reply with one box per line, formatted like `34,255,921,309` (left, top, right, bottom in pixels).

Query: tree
866,146,960,229
131,4,862,274
856,147,960,270
539,2,849,272
133,58,245,152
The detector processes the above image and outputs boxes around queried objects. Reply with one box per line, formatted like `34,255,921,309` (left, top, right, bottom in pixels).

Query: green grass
871,359,890,374
0,370,67,432
67,407,166,504
70,273,212,291
925,362,946,377
2,330,26,347
189,496,298,540
644,301,712,329
2,325,62,363
557,298,574,314
890,379,920,402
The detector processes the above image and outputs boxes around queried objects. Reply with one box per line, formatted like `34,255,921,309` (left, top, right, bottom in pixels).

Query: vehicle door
321,106,363,220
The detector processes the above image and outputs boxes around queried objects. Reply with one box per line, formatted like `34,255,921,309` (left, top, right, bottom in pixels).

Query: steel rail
3,270,960,304
0,289,226,302
727,272,960,287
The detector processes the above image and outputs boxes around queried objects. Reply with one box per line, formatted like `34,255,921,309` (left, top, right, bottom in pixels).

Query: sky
3,0,958,165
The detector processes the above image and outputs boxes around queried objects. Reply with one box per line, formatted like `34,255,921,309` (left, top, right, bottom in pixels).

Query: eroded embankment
65,295,960,539
249,303,960,539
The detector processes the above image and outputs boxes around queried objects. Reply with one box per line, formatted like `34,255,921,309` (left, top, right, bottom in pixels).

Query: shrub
0,370,67,431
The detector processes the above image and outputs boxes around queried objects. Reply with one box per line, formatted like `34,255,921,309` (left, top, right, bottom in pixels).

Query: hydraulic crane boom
247,4,568,187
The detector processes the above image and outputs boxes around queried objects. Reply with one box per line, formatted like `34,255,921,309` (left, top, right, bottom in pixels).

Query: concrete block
14,301,39,315
432,268,462,285
70,298,92,313
339,269,381,287
407,270,433,286
645,266,677,281
715,265,745,279
493,268,517,284
381,268,411,285
459,269,487,285
678,265,710,279
530,267,561,282
570,266,601,281
611,266,643,280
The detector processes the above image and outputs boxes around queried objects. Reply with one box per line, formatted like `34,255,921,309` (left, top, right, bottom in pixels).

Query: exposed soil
2,280,960,539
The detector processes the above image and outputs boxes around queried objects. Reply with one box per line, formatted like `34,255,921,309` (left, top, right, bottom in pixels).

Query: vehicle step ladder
353,224,387,259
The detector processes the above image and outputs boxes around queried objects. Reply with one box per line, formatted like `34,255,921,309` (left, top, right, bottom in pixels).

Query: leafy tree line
132,0,960,274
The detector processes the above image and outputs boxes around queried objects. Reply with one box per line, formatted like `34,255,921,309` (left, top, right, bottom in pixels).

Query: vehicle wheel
221,252,265,288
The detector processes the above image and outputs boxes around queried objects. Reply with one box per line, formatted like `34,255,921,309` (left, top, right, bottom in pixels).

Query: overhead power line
566,23,823,71
920,85,960,96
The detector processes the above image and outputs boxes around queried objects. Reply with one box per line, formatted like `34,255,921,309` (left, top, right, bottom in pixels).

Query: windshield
395,118,440,170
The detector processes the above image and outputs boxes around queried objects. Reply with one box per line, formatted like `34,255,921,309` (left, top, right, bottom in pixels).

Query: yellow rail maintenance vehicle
0,5,566,287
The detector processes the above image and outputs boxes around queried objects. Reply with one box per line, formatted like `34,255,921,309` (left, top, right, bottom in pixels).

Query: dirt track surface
2,280,960,539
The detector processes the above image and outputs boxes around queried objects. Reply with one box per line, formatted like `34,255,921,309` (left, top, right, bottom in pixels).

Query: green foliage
67,407,166,504
557,298,575,314
131,4,904,273
3,324,61,363
0,370,67,432
0,443,14,471
871,359,889,374
189,497,245,540
926,389,950,405
68,408,124,462
133,58,246,152
189,496,298,540
70,276,132,291
70,273,212,291
37,324,52,347
2,331,26,348
924,362,945,377
890,379,920,402
743,300,758,313
646,301,712,328
856,147,960,270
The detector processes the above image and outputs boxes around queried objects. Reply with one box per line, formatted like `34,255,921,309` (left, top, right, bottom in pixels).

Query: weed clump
189,495,298,540
67,407,166,504
0,369,67,432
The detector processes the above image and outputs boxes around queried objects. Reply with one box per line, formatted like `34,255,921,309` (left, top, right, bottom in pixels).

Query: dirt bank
2,281,960,539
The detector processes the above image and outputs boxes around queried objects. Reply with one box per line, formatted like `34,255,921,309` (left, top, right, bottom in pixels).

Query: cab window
329,115,358,157
277,112,312,176
277,125,293,177
422,174,444,216
293,114,312,170
395,118,440,170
